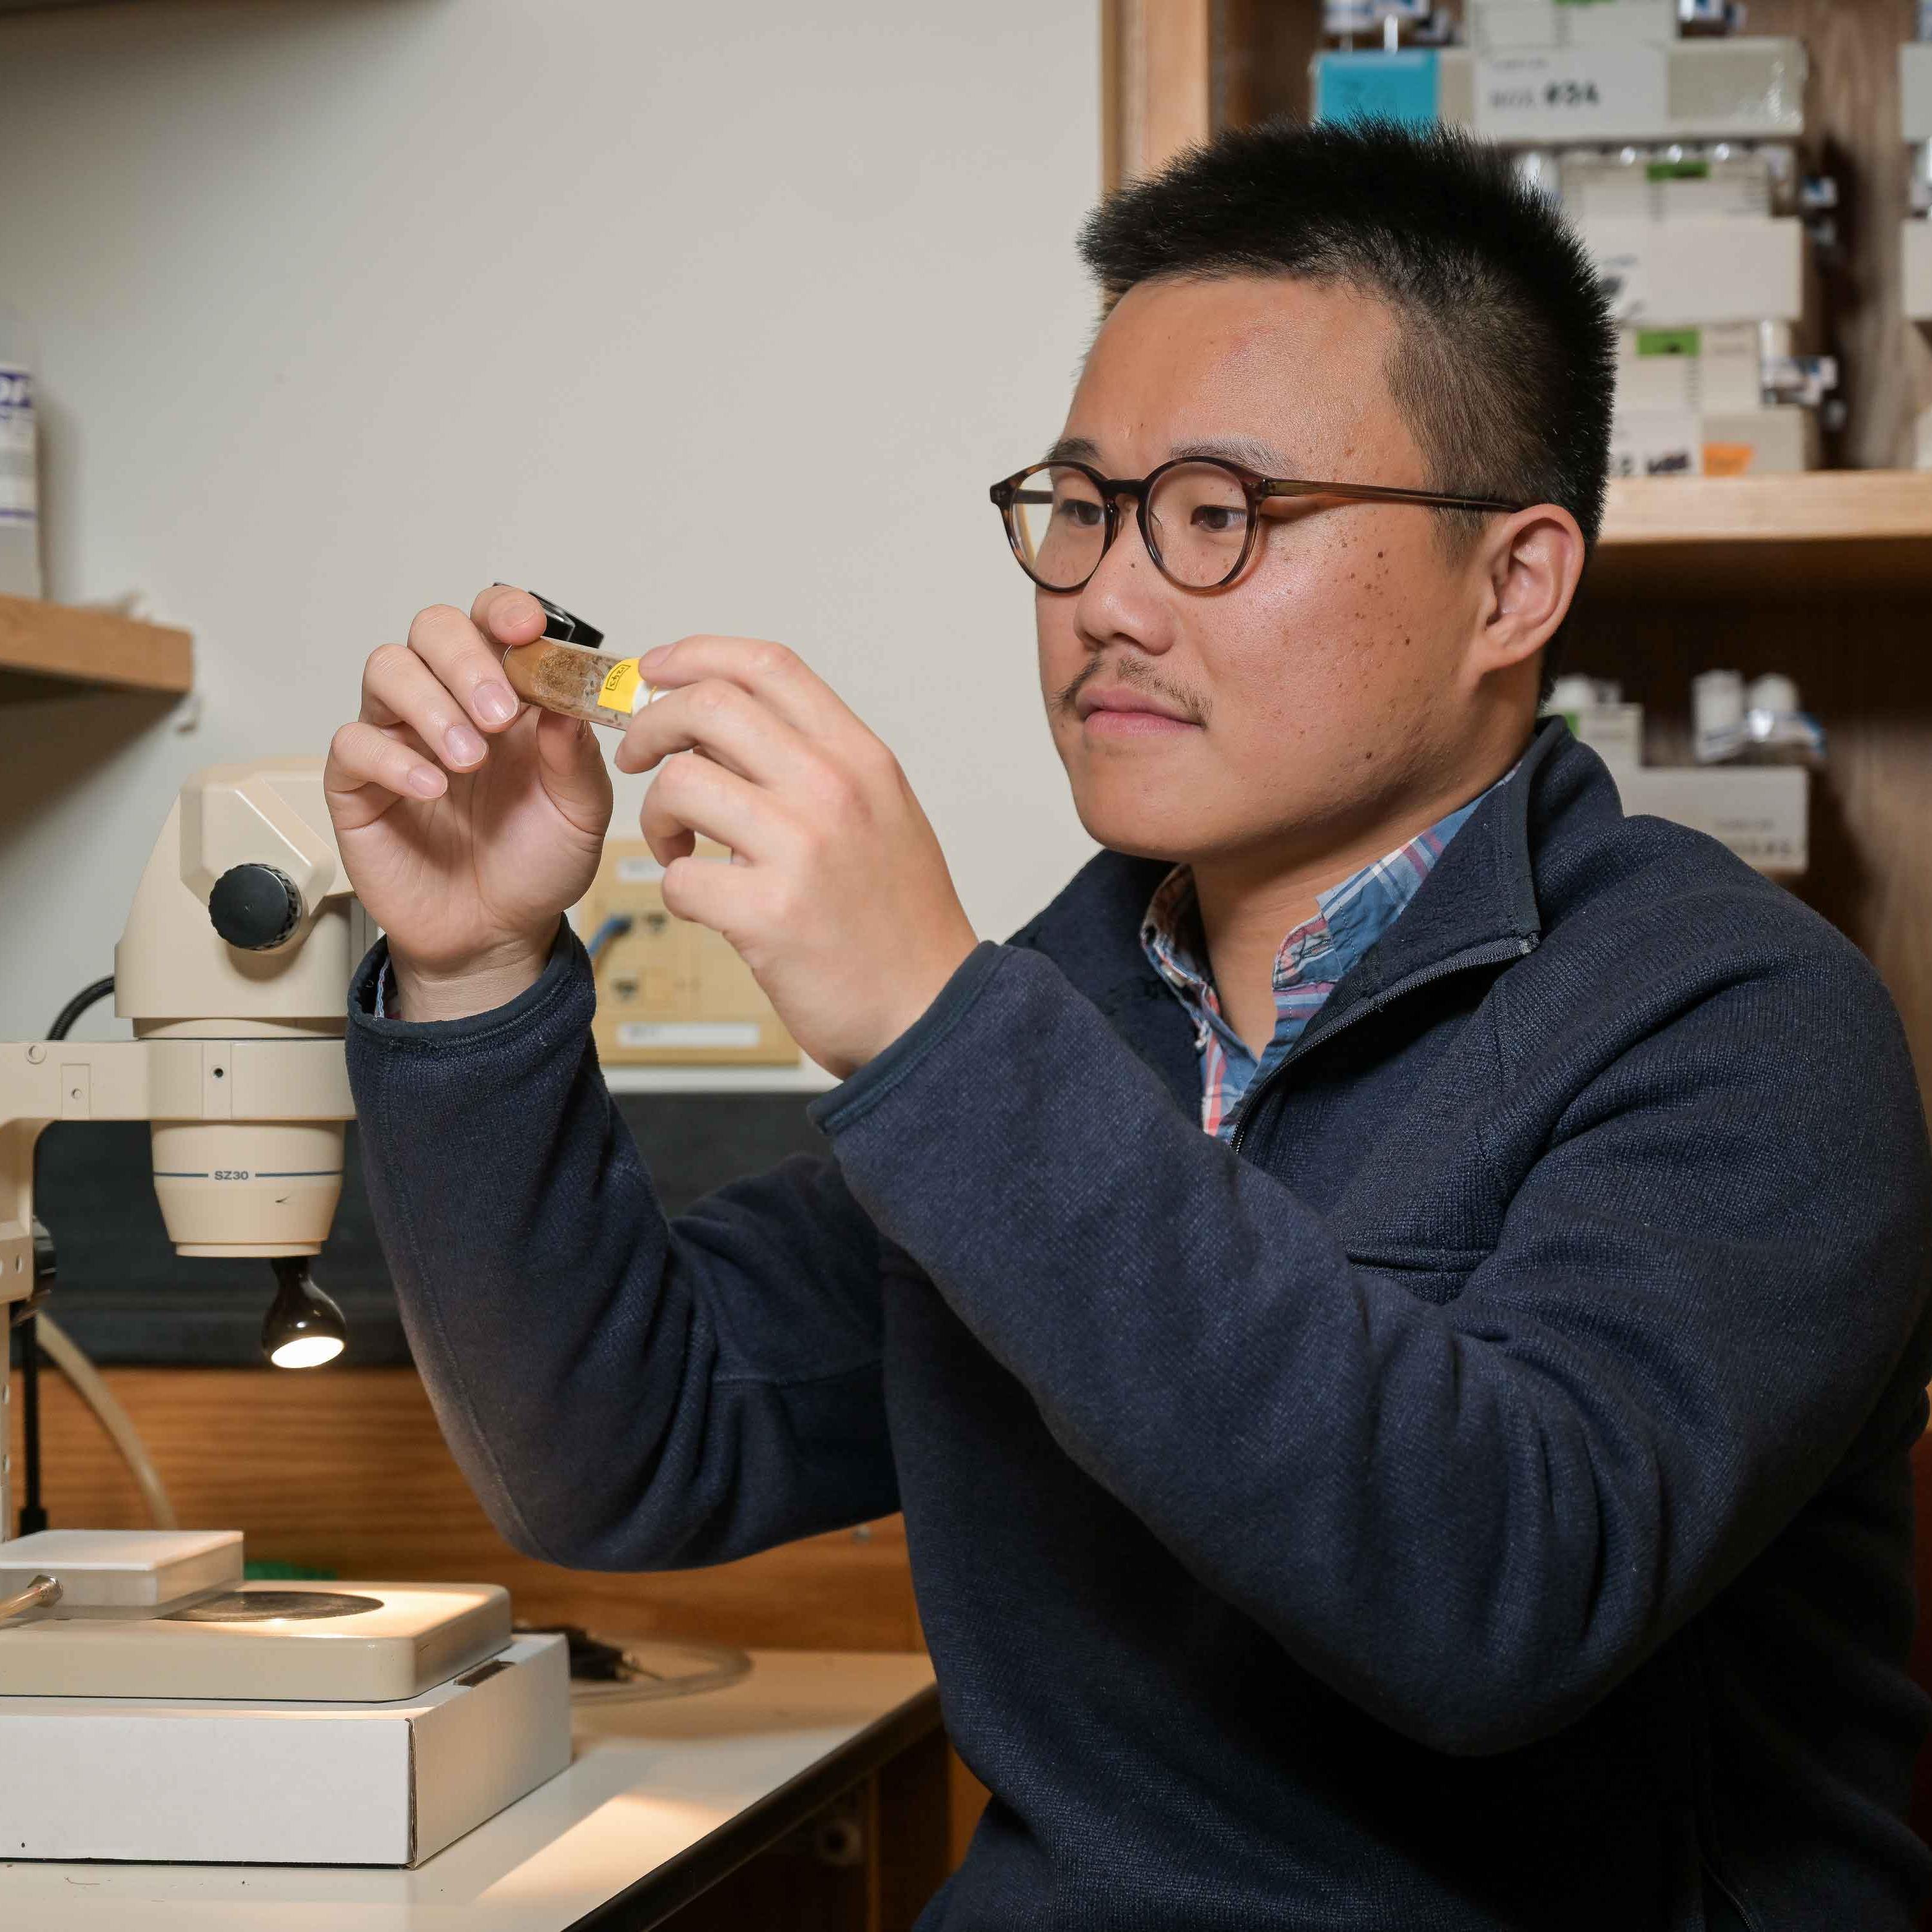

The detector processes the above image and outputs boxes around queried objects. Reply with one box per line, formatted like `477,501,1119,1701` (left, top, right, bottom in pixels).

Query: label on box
617,1021,761,1050
1701,442,1755,478
1313,51,1440,128
1473,47,1666,140
1590,243,1649,323
0,364,35,522
1635,327,1700,358
1609,410,1701,478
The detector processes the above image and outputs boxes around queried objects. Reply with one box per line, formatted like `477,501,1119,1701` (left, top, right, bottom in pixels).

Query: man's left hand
614,636,979,1079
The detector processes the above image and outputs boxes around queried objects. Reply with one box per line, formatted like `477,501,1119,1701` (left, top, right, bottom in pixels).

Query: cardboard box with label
1609,405,1815,478
1581,216,1802,326
1907,220,1932,322
1454,37,1806,145
1612,766,1808,875
1614,322,1777,415
1468,0,1677,55
1317,39,1806,144
1903,41,1932,144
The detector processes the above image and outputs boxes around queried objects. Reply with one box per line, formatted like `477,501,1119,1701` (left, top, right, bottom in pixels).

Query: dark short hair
1078,115,1615,652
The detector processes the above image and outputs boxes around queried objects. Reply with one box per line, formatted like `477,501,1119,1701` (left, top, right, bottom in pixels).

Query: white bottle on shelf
0,304,42,599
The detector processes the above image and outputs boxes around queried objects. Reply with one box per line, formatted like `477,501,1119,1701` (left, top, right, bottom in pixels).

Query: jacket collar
1010,718,1599,1112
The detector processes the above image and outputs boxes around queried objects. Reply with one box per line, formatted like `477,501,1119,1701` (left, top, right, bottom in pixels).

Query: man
326,120,1932,1928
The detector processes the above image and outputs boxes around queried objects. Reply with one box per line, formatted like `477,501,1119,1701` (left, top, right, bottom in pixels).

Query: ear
1472,505,1587,676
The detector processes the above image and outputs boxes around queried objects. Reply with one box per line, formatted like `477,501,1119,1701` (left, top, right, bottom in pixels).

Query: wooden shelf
1590,473,1932,601
0,594,191,701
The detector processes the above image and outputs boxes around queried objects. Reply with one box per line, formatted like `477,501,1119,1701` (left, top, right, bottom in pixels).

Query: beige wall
0,0,1102,1059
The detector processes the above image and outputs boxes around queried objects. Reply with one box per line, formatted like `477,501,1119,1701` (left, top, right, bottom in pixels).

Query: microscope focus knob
208,864,303,951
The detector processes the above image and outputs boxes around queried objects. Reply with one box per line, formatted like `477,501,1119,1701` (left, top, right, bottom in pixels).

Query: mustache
1053,656,1210,727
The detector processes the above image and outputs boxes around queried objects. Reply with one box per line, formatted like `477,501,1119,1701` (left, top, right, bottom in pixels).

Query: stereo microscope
0,758,569,1864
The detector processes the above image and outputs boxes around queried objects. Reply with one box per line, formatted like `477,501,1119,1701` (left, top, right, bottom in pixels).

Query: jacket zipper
1225,935,1537,1158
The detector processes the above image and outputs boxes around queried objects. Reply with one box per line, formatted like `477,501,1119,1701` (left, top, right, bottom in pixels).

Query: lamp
261,1256,347,1369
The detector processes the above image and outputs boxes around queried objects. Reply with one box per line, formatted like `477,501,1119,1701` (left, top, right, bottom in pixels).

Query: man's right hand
325,585,614,1021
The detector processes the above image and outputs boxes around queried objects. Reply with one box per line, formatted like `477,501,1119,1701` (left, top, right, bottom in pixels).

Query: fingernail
474,681,518,726
444,723,486,765
406,766,446,799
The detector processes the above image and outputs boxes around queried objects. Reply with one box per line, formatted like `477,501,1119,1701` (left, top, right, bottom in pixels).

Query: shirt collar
1140,766,1514,1019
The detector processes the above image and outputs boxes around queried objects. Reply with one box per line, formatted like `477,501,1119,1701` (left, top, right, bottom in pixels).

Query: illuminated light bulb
261,1256,347,1370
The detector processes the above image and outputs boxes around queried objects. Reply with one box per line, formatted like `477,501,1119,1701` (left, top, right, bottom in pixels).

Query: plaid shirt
1142,782,1504,1139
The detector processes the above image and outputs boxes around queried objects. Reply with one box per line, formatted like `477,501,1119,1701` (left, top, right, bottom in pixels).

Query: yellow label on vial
598,657,647,715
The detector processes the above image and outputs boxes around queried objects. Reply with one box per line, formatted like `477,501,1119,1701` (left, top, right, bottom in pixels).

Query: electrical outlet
576,840,798,1066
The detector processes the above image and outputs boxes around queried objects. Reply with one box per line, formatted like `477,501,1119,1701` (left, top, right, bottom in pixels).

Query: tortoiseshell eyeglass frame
989,456,1527,592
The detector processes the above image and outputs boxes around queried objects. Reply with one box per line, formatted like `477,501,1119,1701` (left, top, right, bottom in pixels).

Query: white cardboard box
1547,701,1643,774
1614,766,1808,875
1610,405,1814,478
0,1631,571,1866
1320,40,1806,145
1469,0,1677,54
1903,42,1932,144
1616,322,1774,416
1445,37,1806,144
1582,217,1804,325
1906,221,1932,321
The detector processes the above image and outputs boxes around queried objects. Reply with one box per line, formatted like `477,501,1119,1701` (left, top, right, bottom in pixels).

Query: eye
1191,504,1245,534
1057,498,1104,529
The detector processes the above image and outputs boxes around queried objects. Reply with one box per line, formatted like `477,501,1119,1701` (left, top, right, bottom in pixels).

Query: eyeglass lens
1010,462,1254,590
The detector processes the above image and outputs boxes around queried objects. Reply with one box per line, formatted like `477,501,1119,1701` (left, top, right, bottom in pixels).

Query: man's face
1039,273,1493,868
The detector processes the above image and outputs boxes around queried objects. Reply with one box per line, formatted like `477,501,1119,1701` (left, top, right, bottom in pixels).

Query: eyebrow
1040,434,1293,474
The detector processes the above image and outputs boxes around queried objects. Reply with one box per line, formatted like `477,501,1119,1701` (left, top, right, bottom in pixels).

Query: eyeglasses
989,457,1526,593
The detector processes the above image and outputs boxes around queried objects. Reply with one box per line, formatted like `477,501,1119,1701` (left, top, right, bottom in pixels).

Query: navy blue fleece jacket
347,721,1932,1929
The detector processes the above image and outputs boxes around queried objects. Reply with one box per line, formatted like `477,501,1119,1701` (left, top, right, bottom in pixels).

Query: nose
1071,500,1176,658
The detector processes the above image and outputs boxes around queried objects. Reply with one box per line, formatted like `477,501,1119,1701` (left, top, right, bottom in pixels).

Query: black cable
16,974,112,1535
47,975,114,1042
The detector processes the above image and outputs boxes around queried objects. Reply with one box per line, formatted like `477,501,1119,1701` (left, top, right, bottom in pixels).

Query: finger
325,719,447,826
534,708,615,837
638,752,788,870
658,850,752,935
634,636,861,742
406,603,522,732
470,583,548,651
362,643,491,774
612,676,821,785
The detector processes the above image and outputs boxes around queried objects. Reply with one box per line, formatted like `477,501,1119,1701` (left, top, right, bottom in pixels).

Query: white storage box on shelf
1581,216,1802,326
1560,147,1791,223
1612,766,1808,876
0,1632,572,1866
1904,41,1932,144
1450,37,1806,144
1905,44,1932,322
1467,0,1677,54
1609,406,1815,478
1908,224,1932,321
1313,39,1807,145
1614,322,1782,415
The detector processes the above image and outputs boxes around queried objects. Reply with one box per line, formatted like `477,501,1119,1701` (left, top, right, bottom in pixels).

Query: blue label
1313,50,1440,129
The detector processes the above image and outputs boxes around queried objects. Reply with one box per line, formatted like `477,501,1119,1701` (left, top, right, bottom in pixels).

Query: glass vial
502,638,665,730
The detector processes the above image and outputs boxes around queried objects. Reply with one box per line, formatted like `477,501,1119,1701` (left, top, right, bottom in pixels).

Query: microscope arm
0,1035,355,1309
